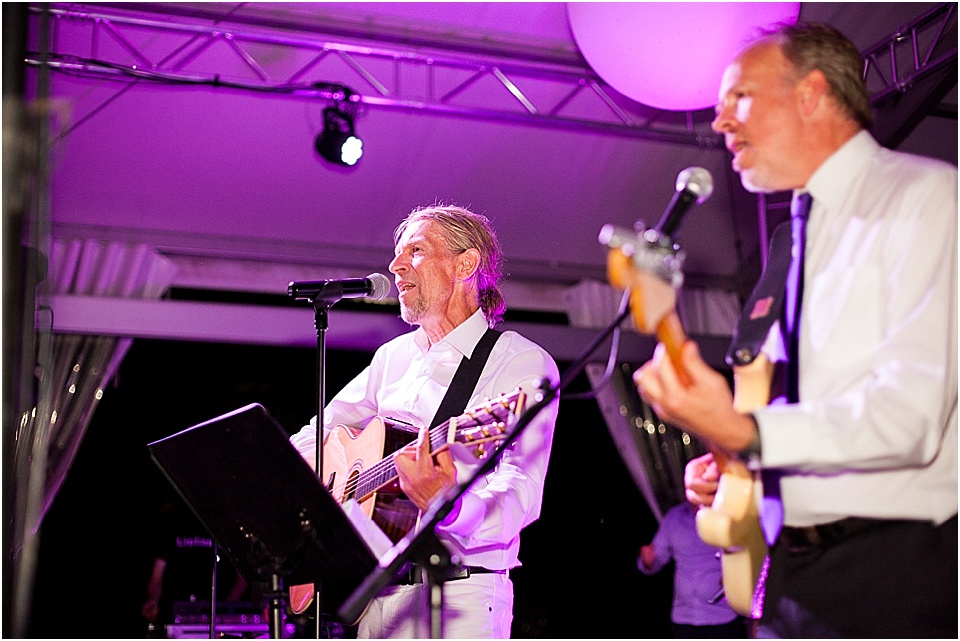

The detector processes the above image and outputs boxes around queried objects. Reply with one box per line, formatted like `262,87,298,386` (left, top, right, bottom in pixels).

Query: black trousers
757,514,958,638
672,618,747,638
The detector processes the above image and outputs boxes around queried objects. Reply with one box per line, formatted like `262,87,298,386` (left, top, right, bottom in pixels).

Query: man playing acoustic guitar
290,204,559,638
634,22,957,638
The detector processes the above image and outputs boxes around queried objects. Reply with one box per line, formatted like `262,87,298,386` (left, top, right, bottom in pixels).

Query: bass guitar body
695,464,768,618
694,352,772,617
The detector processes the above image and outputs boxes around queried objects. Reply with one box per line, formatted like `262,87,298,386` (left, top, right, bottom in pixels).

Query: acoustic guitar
290,388,526,615
600,223,768,617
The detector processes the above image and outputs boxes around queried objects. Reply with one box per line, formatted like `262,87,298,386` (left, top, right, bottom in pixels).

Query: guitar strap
725,221,794,368
429,327,503,429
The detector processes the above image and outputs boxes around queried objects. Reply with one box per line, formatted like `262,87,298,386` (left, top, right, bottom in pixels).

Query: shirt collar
802,129,878,210
414,309,489,358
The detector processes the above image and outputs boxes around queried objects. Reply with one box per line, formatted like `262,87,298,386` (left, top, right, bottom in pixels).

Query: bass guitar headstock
598,167,714,382
599,223,686,335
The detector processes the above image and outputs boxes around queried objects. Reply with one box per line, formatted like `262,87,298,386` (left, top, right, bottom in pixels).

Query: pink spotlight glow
567,2,801,111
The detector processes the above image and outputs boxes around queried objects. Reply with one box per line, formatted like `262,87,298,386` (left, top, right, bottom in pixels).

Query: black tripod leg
269,573,285,638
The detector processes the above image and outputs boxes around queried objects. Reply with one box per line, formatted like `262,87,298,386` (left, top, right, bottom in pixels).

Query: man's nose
712,106,735,134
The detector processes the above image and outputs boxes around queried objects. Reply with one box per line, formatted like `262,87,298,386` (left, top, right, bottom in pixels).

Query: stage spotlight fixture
315,105,363,166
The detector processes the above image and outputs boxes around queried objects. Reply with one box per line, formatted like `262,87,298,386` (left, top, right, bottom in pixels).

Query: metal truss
25,3,957,148
862,2,957,104
26,3,723,148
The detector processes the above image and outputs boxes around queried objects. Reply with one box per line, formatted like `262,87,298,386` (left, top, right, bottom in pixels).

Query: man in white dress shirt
634,22,957,638
290,204,559,638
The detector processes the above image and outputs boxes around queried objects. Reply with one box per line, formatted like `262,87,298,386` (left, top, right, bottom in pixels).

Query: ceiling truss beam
26,4,722,147
862,2,957,104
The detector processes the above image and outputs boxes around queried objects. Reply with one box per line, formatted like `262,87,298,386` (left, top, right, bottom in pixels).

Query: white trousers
357,572,513,639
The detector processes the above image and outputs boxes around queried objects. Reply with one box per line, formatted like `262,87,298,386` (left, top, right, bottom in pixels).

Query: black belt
394,564,506,586
780,517,884,553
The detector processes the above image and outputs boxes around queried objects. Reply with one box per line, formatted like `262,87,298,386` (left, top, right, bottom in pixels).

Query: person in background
638,500,747,639
634,22,957,638
290,204,559,638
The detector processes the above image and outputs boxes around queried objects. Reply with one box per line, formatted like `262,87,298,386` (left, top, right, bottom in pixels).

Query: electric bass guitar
290,388,526,615
599,223,768,617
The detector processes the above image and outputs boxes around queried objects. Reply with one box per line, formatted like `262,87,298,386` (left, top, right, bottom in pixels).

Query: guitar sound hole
344,470,359,501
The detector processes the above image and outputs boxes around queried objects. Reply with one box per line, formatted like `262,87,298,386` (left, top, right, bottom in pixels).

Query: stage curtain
562,278,741,337
15,239,178,537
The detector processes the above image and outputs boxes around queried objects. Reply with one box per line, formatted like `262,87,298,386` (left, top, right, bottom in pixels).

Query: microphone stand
290,280,387,639
338,303,633,636
310,297,335,639
209,544,219,639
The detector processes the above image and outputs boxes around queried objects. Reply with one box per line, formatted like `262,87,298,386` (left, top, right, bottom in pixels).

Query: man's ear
799,69,830,117
458,248,481,279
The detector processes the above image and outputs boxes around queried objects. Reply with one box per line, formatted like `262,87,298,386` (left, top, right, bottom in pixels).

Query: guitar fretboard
352,392,522,501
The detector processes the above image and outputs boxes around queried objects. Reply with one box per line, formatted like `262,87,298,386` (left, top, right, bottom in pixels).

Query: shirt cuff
437,491,484,535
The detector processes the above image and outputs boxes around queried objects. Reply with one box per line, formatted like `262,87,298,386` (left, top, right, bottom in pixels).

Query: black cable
559,286,631,401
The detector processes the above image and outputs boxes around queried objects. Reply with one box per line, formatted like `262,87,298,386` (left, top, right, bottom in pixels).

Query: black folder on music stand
148,403,377,634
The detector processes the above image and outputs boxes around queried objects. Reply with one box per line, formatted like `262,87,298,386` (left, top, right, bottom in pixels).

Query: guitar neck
655,309,739,471
352,394,519,501
656,309,691,387
354,423,450,498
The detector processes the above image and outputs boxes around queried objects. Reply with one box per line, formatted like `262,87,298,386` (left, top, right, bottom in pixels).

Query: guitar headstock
438,388,526,461
454,421,509,460
598,166,712,337
599,223,685,334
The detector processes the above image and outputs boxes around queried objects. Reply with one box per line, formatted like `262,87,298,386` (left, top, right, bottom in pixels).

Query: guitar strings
333,425,454,499
334,411,505,498
332,396,516,499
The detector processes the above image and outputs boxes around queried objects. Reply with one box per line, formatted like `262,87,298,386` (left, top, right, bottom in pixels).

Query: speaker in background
166,622,270,639
163,600,269,639
587,362,708,522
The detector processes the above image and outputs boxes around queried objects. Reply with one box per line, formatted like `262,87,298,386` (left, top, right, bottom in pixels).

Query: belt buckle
448,565,471,581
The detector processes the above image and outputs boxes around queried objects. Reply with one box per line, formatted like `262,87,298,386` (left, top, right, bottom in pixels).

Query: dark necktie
759,191,813,547
784,191,812,403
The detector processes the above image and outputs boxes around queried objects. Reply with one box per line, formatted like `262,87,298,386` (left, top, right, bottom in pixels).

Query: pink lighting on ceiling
567,2,801,111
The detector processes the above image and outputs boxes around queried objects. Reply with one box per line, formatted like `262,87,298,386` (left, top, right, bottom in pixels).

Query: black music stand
148,403,378,638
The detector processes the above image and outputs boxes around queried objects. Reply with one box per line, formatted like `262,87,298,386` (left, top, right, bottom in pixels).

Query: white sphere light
567,3,801,112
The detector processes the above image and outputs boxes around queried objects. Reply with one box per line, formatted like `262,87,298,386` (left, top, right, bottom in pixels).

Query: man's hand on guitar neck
394,425,458,512
634,340,757,456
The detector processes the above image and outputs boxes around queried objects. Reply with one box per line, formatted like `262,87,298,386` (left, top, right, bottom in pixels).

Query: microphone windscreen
366,273,392,300
676,167,714,204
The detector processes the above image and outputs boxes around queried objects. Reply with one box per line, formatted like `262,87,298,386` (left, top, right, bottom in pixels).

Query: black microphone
287,273,391,302
654,166,714,237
